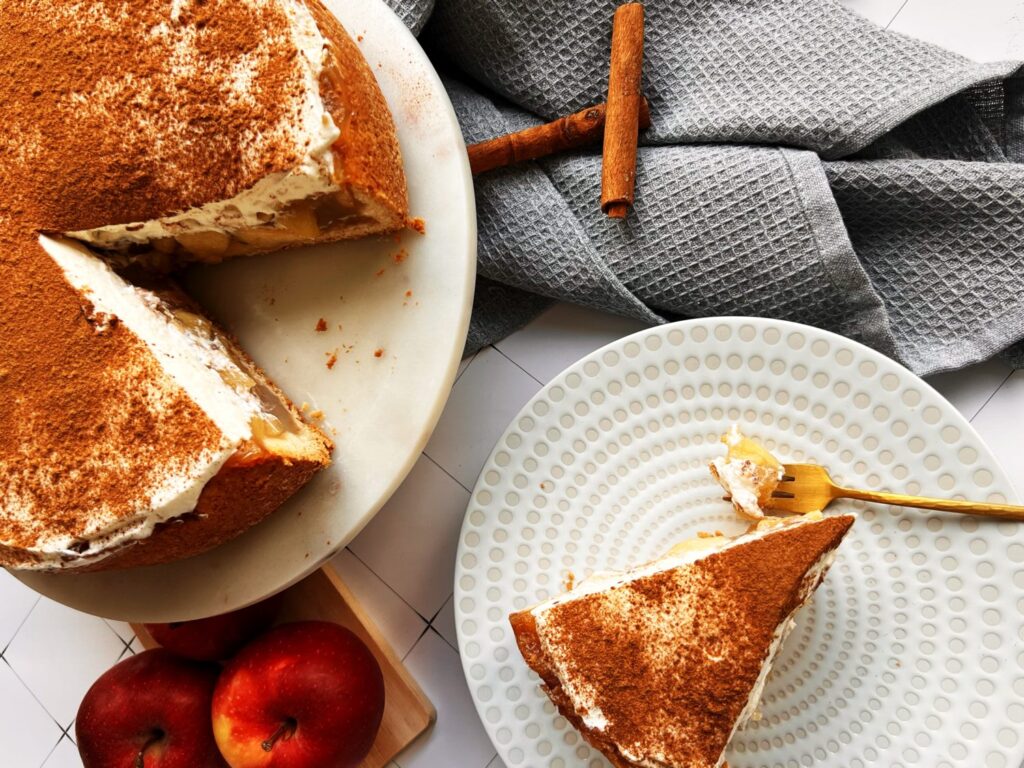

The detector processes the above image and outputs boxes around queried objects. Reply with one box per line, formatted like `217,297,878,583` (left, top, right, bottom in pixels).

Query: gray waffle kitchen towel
387,0,1024,375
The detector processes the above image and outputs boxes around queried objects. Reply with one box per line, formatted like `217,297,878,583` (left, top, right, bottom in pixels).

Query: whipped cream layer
711,424,784,519
530,516,839,766
532,518,811,615
67,0,341,249
30,236,269,568
723,547,837,760
710,454,775,517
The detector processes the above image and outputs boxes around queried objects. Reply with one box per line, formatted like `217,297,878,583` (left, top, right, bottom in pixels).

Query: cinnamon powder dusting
513,515,854,767
0,0,334,561
5,0,323,231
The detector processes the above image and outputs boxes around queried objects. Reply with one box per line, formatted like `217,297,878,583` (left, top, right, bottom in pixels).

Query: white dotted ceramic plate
455,317,1024,768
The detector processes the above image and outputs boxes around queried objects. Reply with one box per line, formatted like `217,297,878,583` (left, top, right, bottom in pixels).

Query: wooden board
132,565,435,768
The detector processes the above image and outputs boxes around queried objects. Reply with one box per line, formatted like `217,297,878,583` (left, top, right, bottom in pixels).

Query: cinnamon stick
467,99,651,175
601,3,645,218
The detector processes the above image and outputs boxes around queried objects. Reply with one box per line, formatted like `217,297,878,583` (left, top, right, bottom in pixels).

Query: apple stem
135,730,164,768
261,718,297,752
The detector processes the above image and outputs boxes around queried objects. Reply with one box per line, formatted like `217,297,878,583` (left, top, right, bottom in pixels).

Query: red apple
144,595,282,661
76,649,226,768
212,621,385,768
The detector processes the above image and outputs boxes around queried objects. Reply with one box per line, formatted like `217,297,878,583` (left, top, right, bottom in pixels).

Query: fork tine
722,464,836,514
766,463,836,514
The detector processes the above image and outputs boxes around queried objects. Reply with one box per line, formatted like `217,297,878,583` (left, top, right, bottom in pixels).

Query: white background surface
5,1,1024,766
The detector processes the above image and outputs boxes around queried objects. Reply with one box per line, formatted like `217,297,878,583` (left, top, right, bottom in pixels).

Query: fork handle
836,487,1024,521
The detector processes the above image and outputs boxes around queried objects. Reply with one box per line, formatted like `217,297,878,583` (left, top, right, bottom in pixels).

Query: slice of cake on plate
509,513,854,768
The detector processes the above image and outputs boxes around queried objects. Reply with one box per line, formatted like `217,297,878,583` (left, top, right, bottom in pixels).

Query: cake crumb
373,348,384,358
375,267,386,278
408,217,426,234
393,248,407,264
326,351,338,369
310,410,324,420
564,571,575,591
405,289,413,297
357,34,364,42
315,318,327,332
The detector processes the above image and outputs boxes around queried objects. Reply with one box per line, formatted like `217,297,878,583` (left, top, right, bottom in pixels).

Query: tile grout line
102,618,135,645
425,624,456,653
37,729,65,768
490,343,546,387
433,625,459,654
968,369,1016,423
0,594,40,658
400,623,433,663
425,593,451,625
426,596,460,654
885,0,911,28
344,546,435,625
117,638,134,660
1,656,68,744
420,450,474,495
454,351,479,384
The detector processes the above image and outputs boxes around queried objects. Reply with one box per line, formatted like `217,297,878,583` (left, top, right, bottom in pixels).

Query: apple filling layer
111,190,376,265
161,190,375,262
163,307,306,465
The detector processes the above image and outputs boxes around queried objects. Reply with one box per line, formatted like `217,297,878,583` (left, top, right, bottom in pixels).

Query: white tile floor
6,1,1024,766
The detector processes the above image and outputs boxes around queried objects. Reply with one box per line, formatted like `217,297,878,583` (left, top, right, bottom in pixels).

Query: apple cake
509,513,855,768
0,0,408,571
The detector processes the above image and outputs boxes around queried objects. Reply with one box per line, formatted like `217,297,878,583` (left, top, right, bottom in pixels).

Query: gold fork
769,464,1024,521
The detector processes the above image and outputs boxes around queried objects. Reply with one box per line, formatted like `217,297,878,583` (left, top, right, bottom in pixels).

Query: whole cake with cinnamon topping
509,513,855,768
0,0,408,571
